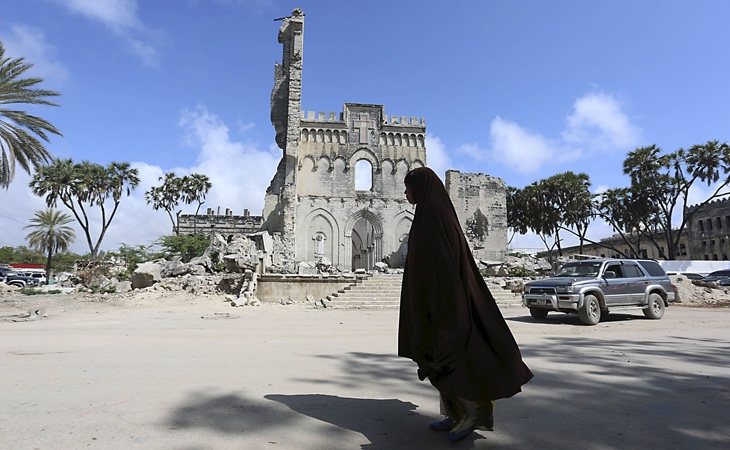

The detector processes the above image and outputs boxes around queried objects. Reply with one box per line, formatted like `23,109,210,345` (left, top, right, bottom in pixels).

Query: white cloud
489,116,559,174
459,92,641,175
175,106,280,216
425,134,451,181
49,0,161,66
563,92,640,151
0,107,280,254
0,24,70,84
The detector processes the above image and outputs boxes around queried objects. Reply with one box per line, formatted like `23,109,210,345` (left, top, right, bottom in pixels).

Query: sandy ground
1,292,729,450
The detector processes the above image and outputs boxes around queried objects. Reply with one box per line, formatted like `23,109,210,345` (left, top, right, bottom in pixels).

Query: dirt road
1,294,728,449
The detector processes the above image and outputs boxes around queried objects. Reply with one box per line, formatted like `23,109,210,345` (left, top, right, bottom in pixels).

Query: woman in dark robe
398,167,533,441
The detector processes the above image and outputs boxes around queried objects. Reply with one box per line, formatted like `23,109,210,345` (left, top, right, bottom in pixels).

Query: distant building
550,231,690,260
686,198,730,261
177,207,264,239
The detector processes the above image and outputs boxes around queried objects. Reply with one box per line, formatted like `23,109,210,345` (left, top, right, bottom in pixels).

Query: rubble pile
672,275,730,306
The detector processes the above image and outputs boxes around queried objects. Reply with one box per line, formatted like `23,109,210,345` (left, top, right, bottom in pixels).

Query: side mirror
603,271,616,279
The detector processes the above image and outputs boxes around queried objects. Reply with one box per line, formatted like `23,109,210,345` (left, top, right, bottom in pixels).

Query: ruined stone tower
263,10,425,271
263,9,506,271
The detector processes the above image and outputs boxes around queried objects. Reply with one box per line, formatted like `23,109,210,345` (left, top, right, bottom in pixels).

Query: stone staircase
326,273,524,309
327,273,402,308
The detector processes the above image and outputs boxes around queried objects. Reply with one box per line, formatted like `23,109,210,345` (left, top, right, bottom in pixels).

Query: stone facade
178,208,263,237
687,198,730,260
445,170,508,261
262,9,507,271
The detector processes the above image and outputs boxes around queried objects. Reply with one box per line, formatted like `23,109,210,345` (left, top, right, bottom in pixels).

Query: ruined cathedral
262,9,507,271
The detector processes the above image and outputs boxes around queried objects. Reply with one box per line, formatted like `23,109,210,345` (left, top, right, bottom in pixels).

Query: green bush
159,234,210,262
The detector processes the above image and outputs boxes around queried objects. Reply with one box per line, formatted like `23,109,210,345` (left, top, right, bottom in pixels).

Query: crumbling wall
445,170,508,261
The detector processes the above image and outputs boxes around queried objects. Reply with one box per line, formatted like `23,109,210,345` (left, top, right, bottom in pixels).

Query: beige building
261,10,507,271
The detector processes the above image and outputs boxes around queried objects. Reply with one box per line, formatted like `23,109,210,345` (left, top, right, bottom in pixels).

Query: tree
0,42,62,188
29,159,140,256
507,181,563,261
621,141,730,259
146,172,184,234
24,208,75,283
182,173,212,234
545,172,594,254
146,172,212,235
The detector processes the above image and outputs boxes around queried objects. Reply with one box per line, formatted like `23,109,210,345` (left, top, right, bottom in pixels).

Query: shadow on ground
166,337,730,449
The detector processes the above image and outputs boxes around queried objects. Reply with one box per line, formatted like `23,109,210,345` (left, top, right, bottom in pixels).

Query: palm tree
24,208,75,284
0,41,62,188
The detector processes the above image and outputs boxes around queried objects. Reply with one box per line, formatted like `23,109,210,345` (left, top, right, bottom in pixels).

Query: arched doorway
351,217,376,271
344,209,383,272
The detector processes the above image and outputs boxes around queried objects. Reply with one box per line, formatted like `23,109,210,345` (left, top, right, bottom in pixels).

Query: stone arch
317,155,331,172
300,129,308,142
388,211,414,268
325,129,332,143
344,209,384,271
395,134,402,146
298,155,316,172
300,208,340,266
417,134,425,147
379,133,386,145
350,147,380,174
381,159,395,175
412,159,425,169
333,156,347,172
387,133,394,145
316,129,324,143
339,130,348,144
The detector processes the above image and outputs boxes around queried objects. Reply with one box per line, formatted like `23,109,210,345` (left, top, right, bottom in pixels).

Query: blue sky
1,0,729,254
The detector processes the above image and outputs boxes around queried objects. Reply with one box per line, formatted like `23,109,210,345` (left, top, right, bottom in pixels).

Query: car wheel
529,308,548,320
579,294,601,325
8,281,25,288
643,293,665,319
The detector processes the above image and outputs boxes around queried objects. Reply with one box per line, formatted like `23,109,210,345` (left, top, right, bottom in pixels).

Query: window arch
355,159,373,191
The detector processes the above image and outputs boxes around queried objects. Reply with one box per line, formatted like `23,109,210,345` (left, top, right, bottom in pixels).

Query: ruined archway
344,210,383,271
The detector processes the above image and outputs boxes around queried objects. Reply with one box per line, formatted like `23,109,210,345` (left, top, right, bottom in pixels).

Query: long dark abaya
398,167,533,403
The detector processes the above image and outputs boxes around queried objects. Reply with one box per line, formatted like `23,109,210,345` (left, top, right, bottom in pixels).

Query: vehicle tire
643,293,665,319
529,308,549,320
579,294,601,325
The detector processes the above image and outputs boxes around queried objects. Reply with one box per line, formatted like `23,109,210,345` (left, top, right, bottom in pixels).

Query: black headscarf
399,167,532,401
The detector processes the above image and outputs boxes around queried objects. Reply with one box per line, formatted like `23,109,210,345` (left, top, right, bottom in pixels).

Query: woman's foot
447,418,476,442
428,417,456,431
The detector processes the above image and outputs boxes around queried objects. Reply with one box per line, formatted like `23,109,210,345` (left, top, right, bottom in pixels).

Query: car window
604,264,624,278
555,261,602,277
622,264,644,277
637,260,666,277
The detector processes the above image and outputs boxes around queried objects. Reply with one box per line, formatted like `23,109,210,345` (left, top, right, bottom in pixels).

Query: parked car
522,259,674,325
666,272,704,280
699,269,730,285
20,272,47,285
0,267,41,288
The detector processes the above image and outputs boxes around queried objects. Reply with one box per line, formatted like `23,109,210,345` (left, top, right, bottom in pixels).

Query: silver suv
522,259,675,325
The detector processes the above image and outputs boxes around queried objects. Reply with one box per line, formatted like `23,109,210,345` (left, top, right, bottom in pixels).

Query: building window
711,240,716,248
704,254,709,260
726,216,730,228
699,220,704,231
680,243,687,256
718,217,723,229
708,219,713,231
713,254,718,260
723,254,728,260
600,253,606,258
640,248,648,259
354,159,373,191
702,241,707,249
